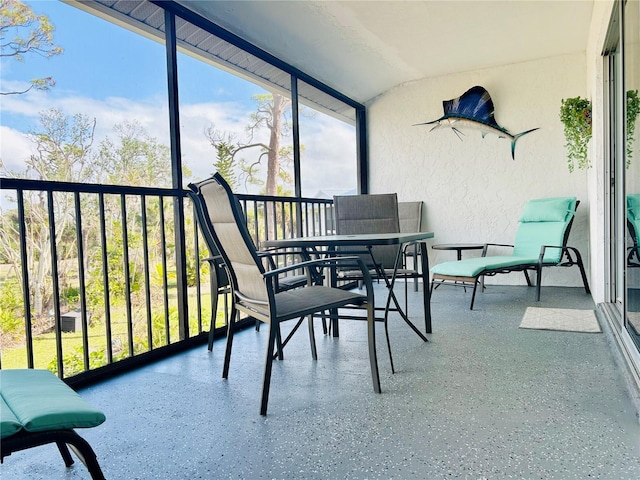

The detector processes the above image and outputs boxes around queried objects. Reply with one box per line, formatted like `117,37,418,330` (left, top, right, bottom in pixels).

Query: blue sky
1,0,357,196
12,1,167,101
3,1,258,126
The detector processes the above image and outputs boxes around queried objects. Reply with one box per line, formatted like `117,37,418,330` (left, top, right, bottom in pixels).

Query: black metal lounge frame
463,243,591,310
1,429,106,480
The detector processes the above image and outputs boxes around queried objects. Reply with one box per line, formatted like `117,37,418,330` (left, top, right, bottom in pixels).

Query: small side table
432,243,484,260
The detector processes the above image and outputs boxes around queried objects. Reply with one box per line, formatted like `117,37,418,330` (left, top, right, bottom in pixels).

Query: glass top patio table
262,232,434,248
262,232,435,341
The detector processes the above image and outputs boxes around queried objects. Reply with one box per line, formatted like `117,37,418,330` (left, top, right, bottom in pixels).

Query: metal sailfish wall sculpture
414,86,539,160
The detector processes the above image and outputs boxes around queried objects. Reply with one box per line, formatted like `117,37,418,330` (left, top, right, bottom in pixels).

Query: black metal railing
0,177,332,384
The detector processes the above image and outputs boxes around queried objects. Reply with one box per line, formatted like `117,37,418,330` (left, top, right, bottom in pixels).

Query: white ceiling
178,0,594,105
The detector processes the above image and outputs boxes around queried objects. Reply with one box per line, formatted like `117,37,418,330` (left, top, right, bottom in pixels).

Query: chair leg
57,431,106,480
222,305,237,379
274,317,306,360
366,300,381,394
569,247,591,294
208,271,220,352
384,313,395,374
260,323,279,415
308,314,317,360
56,441,74,467
275,324,284,361
470,278,480,310
404,279,409,317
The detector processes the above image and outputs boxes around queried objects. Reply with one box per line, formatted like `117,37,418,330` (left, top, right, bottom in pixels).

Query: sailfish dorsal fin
442,85,499,128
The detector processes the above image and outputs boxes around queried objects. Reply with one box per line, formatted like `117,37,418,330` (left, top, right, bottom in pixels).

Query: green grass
1,289,229,376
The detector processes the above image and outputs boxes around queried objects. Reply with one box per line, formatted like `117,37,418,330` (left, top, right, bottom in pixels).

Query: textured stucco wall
367,53,590,286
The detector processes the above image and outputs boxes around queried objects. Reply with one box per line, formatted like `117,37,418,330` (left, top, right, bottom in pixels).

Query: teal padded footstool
1,369,106,479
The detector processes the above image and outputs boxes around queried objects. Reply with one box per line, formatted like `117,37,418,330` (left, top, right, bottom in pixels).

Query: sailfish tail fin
510,128,540,160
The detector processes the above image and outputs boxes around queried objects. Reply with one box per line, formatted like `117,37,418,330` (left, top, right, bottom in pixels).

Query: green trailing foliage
560,91,639,172
626,89,640,167
560,96,592,172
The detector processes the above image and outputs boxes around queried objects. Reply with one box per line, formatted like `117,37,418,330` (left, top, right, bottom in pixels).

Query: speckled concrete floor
3,285,640,479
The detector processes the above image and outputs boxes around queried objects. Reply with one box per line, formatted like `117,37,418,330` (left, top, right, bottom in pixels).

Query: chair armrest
257,250,278,270
202,255,224,265
401,240,425,254
482,243,514,256
258,247,313,265
202,256,228,280
538,244,567,264
264,256,373,289
237,256,375,310
258,247,322,288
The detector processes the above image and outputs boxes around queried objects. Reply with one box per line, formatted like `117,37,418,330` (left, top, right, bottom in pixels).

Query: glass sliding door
604,2,625,319
624,0,640,348
603,0,640,375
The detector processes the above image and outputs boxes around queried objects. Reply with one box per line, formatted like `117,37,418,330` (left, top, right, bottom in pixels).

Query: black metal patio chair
188,173,382,415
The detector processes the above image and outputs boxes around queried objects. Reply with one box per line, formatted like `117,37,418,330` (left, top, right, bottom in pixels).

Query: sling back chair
430,196,591,310
627,194,640,267
193,200,311,351
188,174,381,415
333,194,427,312
399,201,424,293
332,194,429,371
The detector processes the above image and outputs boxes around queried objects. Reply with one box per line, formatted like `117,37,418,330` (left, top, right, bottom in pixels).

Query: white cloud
1,91,356,195
299,114,357,196
0,127,34,172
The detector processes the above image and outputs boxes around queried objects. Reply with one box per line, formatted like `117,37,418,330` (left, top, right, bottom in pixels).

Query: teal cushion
518,197,576,223
512,222,568,262
0,396,22,439
431,256,538,277
628,194,640,221
0,369,105,434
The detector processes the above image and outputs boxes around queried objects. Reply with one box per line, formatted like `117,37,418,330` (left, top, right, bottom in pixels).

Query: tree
204,128,240,191
244,93,293,196
97,120,173,187
0,109,96,318
204,93,294,240
26,109,97,182
0,108,195,358
92,120,176,312
205,93,294,194
0,0,63,95
0,113,178,325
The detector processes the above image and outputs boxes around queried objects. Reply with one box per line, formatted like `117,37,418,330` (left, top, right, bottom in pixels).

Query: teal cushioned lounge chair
1,369,106,479
430,197,591,309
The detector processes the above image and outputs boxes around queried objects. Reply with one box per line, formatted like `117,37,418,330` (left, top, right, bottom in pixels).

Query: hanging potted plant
626,89,640,168
560,96,592,172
